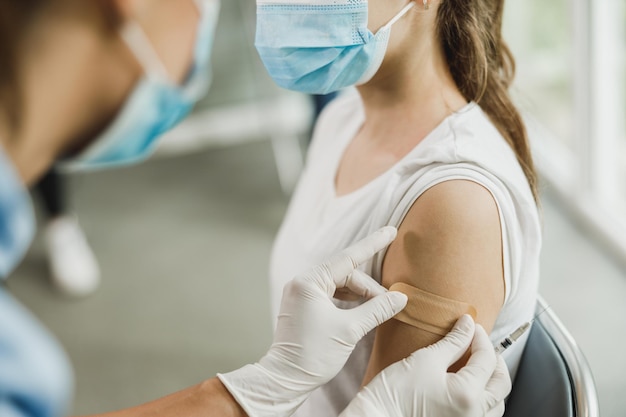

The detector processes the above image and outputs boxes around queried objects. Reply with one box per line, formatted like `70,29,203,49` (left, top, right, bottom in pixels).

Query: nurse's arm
78,377,247,417
362,179,505,384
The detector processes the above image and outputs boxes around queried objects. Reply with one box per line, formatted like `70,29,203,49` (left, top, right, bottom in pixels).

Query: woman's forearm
79,377,247,417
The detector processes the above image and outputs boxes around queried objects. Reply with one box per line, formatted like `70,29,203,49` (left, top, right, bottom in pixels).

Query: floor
6,141,626,416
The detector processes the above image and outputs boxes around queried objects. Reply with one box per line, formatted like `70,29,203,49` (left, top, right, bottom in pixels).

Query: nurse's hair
437,0,538,202
0,0,118,133
0,1,37,132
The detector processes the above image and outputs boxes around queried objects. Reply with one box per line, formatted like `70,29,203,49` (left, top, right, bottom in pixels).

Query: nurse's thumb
348,291,407,341
428,314,476,367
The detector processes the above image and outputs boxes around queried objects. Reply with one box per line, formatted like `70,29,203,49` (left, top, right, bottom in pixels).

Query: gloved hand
217,227,408,417
341,315,512,417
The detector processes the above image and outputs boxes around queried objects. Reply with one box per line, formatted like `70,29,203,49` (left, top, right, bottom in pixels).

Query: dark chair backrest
504,297,600,417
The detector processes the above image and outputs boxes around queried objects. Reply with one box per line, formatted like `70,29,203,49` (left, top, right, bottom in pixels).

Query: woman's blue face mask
255,0,415,95
61,0,220,172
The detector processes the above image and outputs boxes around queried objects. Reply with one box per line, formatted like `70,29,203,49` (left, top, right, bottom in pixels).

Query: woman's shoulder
451,105,522,168
390,103,539,246
407,103,531,199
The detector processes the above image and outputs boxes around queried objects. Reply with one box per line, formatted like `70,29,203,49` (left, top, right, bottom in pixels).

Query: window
504,0,575,150
504,0,626,257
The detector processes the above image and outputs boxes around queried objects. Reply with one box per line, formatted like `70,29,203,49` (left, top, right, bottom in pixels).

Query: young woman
261,0,541,415
0,1,510,416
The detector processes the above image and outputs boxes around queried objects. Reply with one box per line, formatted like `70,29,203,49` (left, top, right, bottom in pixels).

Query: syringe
494,305,550,354
494,322,531,354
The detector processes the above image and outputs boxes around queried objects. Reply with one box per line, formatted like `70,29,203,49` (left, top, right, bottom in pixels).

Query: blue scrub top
0,147,35,279
0,146,73,417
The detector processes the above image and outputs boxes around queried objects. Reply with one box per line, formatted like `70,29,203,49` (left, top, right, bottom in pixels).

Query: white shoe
45,216,100,297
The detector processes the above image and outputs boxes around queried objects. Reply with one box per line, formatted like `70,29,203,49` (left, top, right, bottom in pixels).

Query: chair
504,297,600,417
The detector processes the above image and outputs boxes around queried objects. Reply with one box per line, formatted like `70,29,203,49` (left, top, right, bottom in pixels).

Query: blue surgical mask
0,148,35,279
255,0,414,95
62,0,220,171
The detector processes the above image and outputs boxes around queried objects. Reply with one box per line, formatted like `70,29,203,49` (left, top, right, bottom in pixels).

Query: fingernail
388,292,408,310
457,314,474,332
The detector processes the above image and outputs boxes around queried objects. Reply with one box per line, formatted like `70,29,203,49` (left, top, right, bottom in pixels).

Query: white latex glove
341,315,512,417
218,227,408,417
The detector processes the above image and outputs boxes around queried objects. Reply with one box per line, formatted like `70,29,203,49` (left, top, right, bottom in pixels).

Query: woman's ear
88,0,127,31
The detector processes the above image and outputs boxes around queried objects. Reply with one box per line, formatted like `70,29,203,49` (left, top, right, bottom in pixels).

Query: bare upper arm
362,179,505,384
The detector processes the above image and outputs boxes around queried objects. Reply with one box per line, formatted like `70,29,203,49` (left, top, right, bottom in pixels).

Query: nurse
0,1,511,416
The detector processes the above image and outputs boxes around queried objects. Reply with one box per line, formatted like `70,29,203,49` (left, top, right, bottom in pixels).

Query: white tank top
270,89,541,416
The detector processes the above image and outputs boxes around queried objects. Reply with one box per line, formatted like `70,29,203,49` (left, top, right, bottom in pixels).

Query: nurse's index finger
341,269,387,298
326,227,397,285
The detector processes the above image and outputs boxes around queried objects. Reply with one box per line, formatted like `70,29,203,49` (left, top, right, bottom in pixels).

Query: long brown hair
436,0,538,202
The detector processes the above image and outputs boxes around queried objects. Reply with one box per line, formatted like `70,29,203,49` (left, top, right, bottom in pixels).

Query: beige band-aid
389,282,477,336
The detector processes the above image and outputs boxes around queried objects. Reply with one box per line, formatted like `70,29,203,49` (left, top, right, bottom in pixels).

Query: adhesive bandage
389,282,477,336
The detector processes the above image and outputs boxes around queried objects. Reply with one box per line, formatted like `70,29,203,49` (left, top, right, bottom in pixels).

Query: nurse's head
0,0,217,184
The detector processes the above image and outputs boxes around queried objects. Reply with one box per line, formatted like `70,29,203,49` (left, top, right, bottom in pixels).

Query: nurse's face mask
0,0,220,278
62,0,220,171
255,0,415,95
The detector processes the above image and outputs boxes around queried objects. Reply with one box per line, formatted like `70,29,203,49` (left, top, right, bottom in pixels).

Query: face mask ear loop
120,21,172,84
356,1,416,85
382,2,416,30
182,0,220,99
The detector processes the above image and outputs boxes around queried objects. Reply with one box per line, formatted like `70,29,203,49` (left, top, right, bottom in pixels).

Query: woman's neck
334,44,467,194
356,36,467,146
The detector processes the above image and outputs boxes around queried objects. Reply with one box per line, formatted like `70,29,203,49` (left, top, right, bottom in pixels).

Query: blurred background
5,0,626,416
